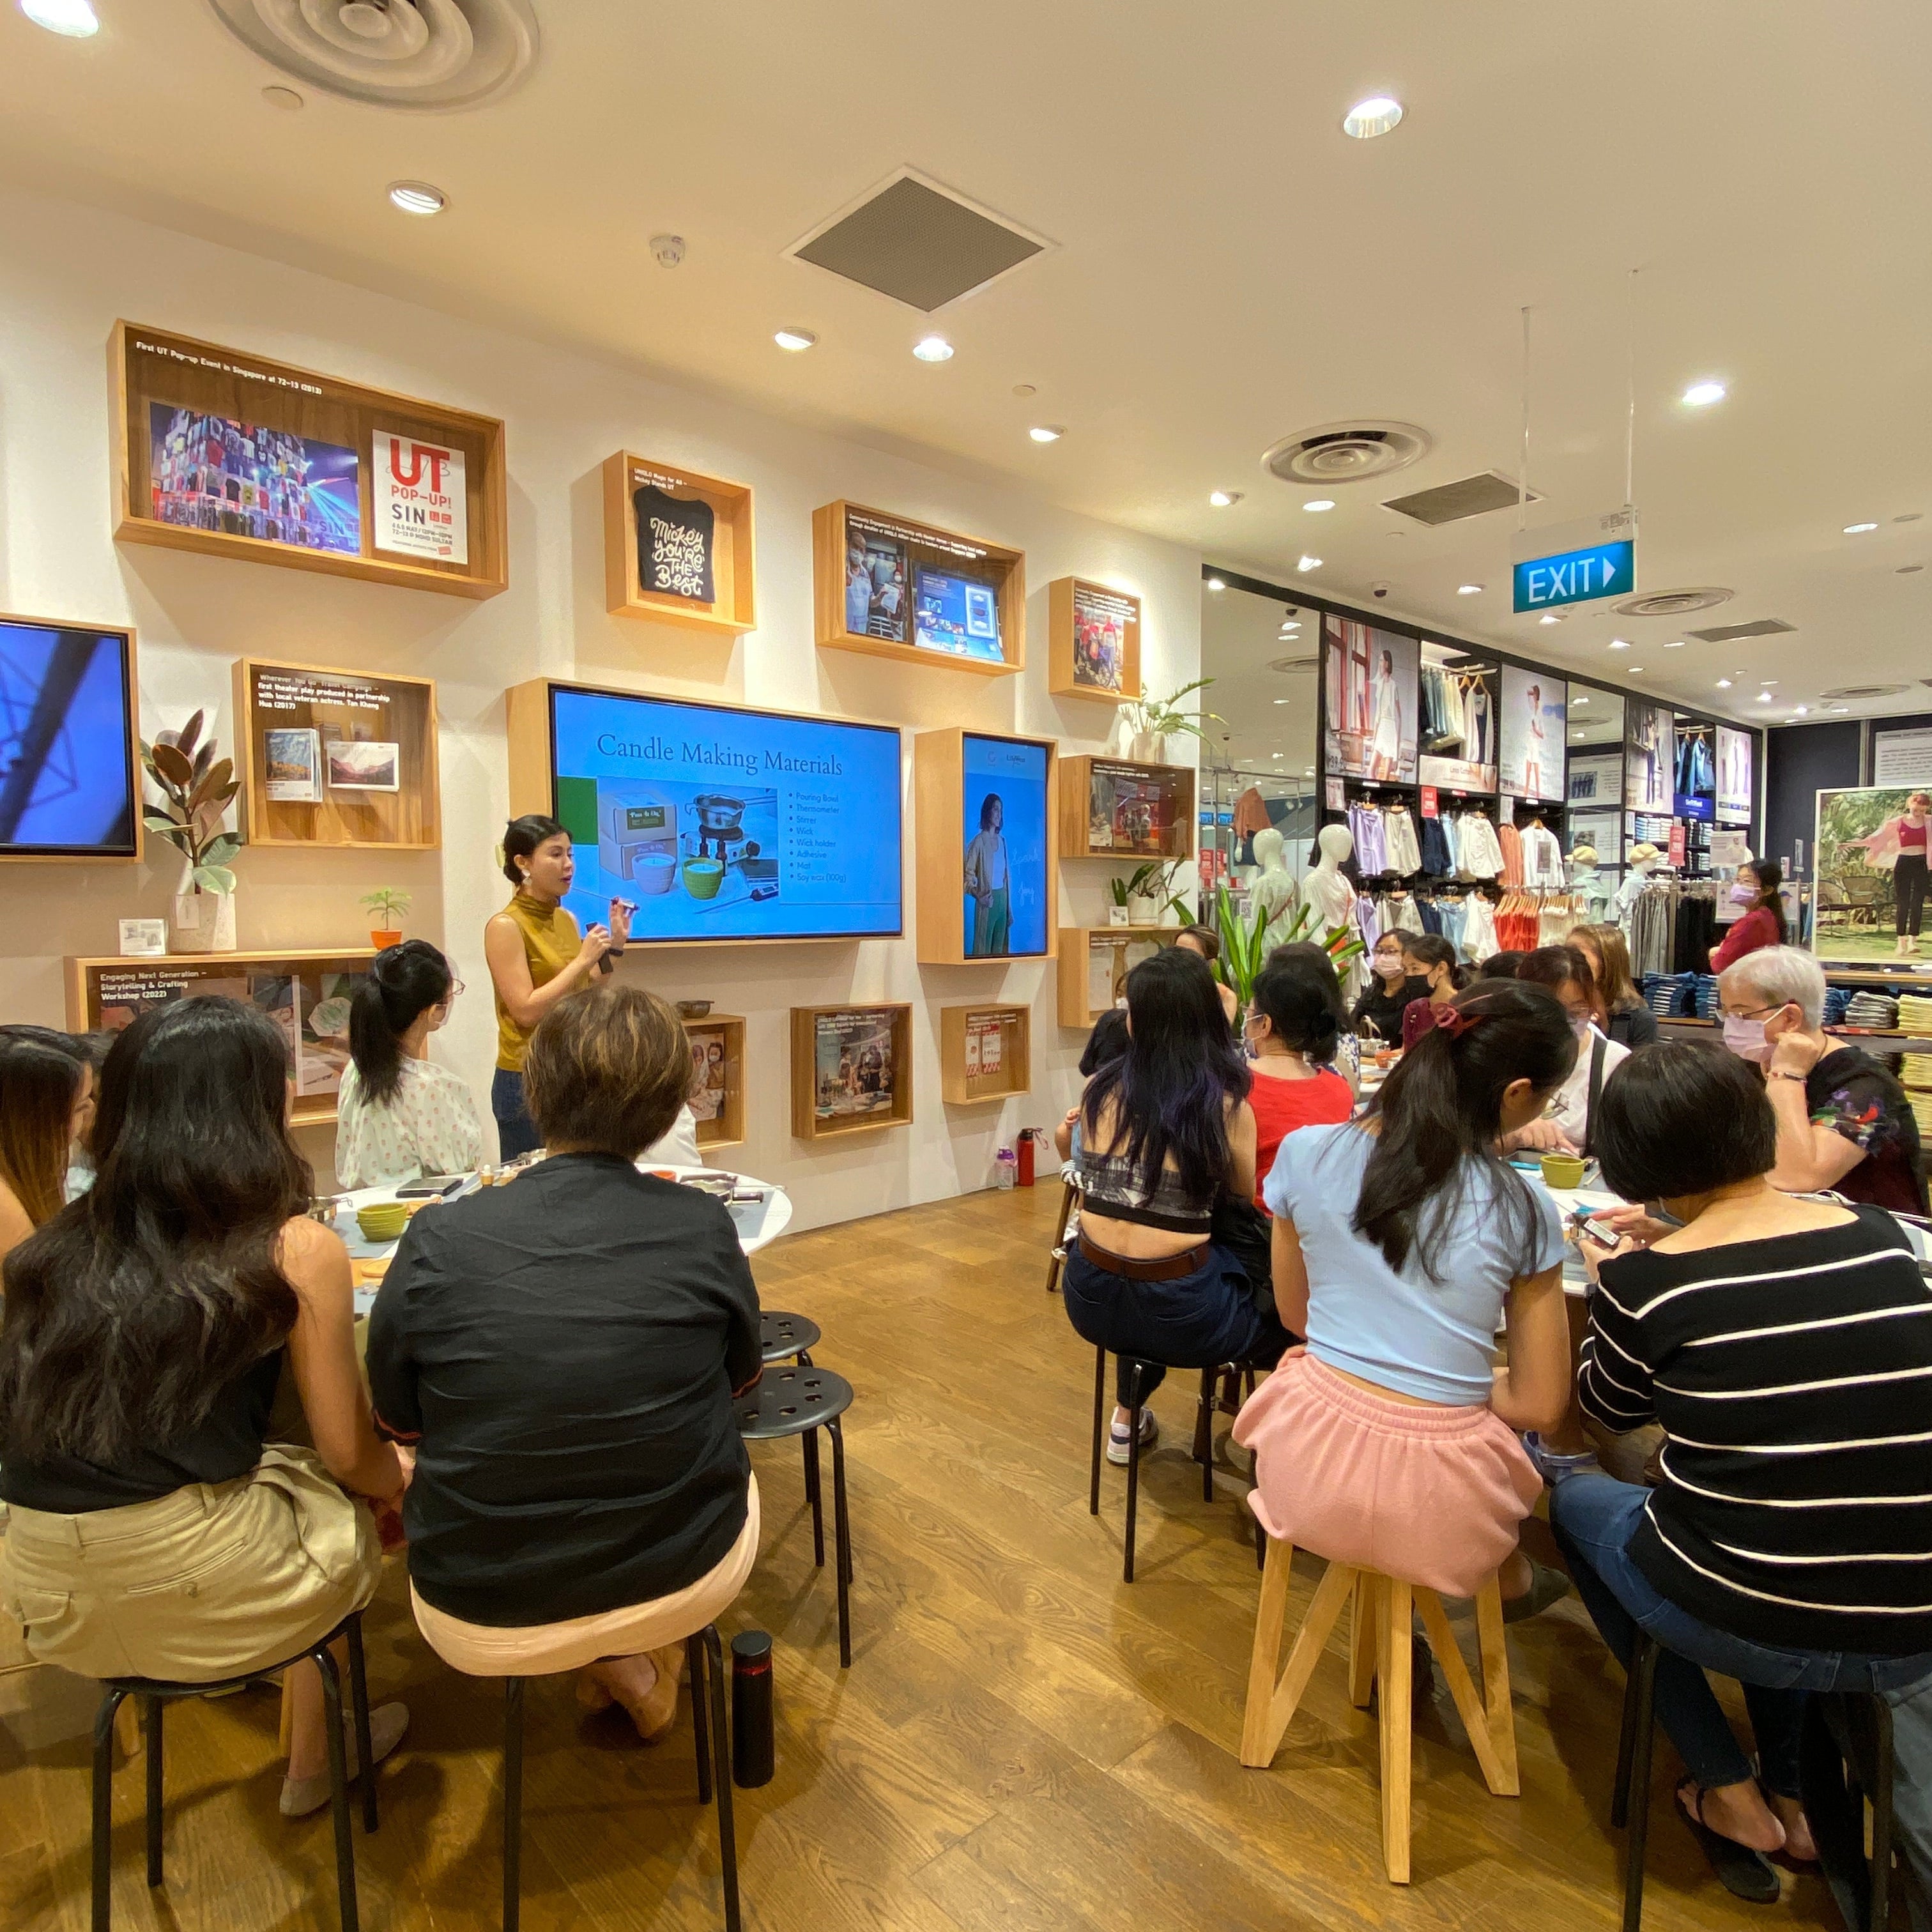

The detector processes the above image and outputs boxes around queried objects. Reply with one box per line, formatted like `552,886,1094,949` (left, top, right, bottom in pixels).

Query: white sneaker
1107,1408,1158,1466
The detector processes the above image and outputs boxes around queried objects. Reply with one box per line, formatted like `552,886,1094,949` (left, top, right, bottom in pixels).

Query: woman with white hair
1717,944,1928,1215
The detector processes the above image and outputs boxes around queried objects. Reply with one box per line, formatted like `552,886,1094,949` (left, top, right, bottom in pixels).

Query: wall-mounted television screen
961,733,1049,957
0,617,139,858
546,684,903,944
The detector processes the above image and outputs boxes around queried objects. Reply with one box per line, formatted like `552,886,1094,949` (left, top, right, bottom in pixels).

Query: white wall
0,185,1202,1234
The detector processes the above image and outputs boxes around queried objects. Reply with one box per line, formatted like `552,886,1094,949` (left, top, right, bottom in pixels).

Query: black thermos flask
731,1630,774,1788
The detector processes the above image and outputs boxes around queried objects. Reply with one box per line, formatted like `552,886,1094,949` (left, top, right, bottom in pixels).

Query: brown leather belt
1077,1233,1211,1280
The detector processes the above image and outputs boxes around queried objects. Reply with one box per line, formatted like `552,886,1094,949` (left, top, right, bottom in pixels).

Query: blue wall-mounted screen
0,619,137,857
960,733,1049,957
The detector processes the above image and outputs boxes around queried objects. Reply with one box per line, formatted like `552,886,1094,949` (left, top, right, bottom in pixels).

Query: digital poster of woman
1850,788,1931,954
1623,700,1674,813
1321,617,1418,782
963,793,1011,956
1498,663,1567,801
1367,645,1404,779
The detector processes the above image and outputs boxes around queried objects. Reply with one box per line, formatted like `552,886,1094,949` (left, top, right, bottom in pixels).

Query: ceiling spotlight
1844,522,1879,535
1271,752,1284,760
1029,424,1065,443
912,335,954,362
1628,666,1645,673
1829,705,1850,714
1681,379,1727,408
1756,691,1773,702
1794,705,1811,716
1539,613,1561,625
1342,95,1404,139
1206,577,1225,592
1303,499,1336,513
1664,639,1685,648
21,0,98,33
387,181,447,216
1573,696,1590,706
1457,584,1483,595
773,327,817,352
1716,678,1733,689
1209,490,1242,508
1609,639,1631,650
1296,555,1322,572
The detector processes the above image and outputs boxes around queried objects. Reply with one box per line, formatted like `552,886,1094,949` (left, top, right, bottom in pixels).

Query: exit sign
1513,539,1636,613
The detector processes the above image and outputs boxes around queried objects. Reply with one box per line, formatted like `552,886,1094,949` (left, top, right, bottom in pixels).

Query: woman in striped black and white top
1548,1039,1932,1882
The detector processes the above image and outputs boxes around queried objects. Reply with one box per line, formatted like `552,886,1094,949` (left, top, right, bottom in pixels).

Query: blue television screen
0,619,137,857
548,686,903,943
960,733,1049,957
914,567,1004,664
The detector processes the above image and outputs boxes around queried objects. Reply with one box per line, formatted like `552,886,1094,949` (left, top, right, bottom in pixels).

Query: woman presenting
962,793,1011,956
1851,790,1932,956
484,815,631,1160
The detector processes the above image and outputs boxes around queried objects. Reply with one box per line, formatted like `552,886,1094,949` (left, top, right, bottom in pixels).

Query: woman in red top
1245,954,1354,1211
1398,934,1464,1050
1710,858,1787,973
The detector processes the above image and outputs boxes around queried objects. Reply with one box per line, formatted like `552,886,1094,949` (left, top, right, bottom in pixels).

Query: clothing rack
1624,875,1721,979
1357,880,1503,964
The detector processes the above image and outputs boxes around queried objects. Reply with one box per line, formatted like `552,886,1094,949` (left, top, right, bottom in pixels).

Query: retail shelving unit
680,1012,746,1151
790,1002,914,1140
1046,576,1141,703
938,1004,1032,1105
1057,755,1195,862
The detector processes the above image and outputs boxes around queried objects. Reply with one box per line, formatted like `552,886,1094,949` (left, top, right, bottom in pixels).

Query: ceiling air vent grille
1613,587,1733,618
788,171,1049,312
1262,422,1432,487
1382,471,1536,526
1820,684,1907,702
1268,656,1319,673
1685,618,1797,643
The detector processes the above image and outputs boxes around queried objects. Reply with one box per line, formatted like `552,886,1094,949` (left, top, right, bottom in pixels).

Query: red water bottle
1016,1128,1036,1187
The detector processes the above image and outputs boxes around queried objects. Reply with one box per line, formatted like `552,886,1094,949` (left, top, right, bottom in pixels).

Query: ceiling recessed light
1012,383,1037,398
1716,678,1733,689
1457,583,1483,596
1829,705,1850,714
1609,639,1631,650
387,181,447,216
1756,691,1773,702
1897,512,1924,523
1664,639,1685,648
1209,489,1242,508
1682,379,1727,408
1759,679,1778,686
1303,499,1335,513
773,327,817,352
1297,555,1322,572
1272,698,1292,705
21,0,98,33
1539,613,1561,625
1573,696,1590,706
1342,95,1404,139
1206,577,1225,592
912,335,953,363
1029,424,1064,443
1303,767,1315,777
1271,752,1284,760
1628,666,1644,673
1844,522,1880,535
1794,705,1810,716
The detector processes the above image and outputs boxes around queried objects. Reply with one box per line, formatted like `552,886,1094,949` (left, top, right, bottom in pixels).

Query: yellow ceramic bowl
356,1202,411,1243
683,857,724,900
1539,1153,1586,1190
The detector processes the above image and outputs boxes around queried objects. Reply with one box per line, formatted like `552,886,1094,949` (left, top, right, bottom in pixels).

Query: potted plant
141,712,241,954
1201,885,1366,1023
361,887,413,949
1114,677,1223,765
1119,859,1179,926
1106,877,1131,926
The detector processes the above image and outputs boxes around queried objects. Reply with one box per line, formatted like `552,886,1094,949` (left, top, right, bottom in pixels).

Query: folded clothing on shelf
1641,971,1700,1018
1824,986,1855,1027
1843,992,1901,1030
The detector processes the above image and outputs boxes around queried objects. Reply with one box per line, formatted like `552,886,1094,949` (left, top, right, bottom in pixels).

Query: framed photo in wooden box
813,500,1023,677
939,1004,1031,1105
1057,755,1195,862
1047,578,1141,703
110,321,507,599
790,1003,913,1140
234,659,439,849
602,452,755,636
66,947,376,1126
1055,928,1178,1028
680,1013,746,1151
913,727,1058,965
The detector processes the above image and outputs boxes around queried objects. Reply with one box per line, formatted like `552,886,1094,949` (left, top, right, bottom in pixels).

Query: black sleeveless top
0,1348,284,1515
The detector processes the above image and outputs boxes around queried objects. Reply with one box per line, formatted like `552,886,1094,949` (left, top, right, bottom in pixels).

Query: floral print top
336,1056,487,1190
1806,1047,1930,1216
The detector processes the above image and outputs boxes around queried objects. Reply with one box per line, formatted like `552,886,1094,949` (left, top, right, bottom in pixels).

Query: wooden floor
1,1185,1850,1931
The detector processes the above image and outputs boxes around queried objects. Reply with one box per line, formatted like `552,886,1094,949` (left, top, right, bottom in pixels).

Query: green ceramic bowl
356,1202,411,1243
683,857,724,900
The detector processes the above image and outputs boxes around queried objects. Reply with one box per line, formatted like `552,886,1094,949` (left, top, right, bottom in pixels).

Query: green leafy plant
1117,677,1225,750
1117,859,1181,911
360,887,413,927
1108,875,1130,908
1209,885,1366,1020
141,710,241,894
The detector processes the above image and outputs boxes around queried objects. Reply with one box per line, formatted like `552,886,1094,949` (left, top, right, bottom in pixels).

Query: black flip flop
1675,1777,1782,1904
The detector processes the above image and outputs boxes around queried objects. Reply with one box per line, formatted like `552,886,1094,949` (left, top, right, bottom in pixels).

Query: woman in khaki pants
0,998,410,1817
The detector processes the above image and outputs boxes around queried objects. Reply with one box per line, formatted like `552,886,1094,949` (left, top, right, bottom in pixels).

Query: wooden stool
1239,1537,1519,1883
1044,1176,1081,1294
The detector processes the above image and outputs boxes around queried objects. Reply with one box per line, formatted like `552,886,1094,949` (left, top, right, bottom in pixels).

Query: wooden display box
939,1004,1031,1105
110,321,507,599
1055,927,1178,1027
790,1003,913,1140
1058,755,1195,861
233,658,440,850
680,1013,746,1151
813,500,1023,677
1046,577,1141,703
602,451,755,635
913,727,1059,965
65,947,376,1126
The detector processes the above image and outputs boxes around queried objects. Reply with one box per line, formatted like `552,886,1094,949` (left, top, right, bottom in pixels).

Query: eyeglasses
1721,1000,1778,1021
448,978,465,998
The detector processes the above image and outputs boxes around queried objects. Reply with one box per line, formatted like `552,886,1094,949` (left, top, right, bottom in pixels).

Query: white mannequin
1303,822,1357,930
1249,827,1300,942
1614,841,1664,930
1568,845,1610,922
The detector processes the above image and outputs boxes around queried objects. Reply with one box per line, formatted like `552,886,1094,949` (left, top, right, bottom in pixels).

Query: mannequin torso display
1568,849,1610,921
1249,827,1300,939
1305,823,1363,993
1615,852,1662,928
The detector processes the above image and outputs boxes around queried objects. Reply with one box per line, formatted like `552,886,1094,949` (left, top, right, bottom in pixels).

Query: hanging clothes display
1451,808,1505,881
1625,876,1722,978
1519,821,1565,890
1418,814,1454,878
1382,804,1422,877
1461,893,1499,961
1498,821,1525,889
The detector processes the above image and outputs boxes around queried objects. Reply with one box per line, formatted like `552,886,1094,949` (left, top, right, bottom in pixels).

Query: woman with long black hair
0,999,409,1818
1710,857,1788,972
0,1025,93,1263
1055,947,1291,1464
337,940,484,1188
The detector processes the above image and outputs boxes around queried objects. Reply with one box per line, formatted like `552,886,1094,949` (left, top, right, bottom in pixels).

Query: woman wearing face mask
1349,933,1427,1042
1567,924,1657,1048
1397,934,1464,1050
1710,859,1787,974
1504,946,1630,1155
1850,790,1932,958
1245,958,1355,1211
1719,945,1929,1215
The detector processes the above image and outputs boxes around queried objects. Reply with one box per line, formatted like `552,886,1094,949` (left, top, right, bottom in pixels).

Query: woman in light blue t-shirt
1235,980,1576,1605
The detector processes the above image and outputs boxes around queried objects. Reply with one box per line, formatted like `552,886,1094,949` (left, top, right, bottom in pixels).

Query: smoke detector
1611,586,1733,618
207,0,539,111
1261,421,1432,487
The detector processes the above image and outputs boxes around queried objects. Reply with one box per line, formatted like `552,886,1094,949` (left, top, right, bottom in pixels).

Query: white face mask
1569,1014,1592,1042
1722,1015,1773,1063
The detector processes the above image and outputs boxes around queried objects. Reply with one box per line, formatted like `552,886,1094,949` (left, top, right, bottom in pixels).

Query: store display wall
0,185,1202,1234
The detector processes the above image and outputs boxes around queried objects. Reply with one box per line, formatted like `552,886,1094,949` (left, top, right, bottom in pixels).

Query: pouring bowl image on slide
634,851,677,894
683,857,726,899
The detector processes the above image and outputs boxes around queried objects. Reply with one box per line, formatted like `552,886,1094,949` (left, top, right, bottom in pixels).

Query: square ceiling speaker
788,170,1050,312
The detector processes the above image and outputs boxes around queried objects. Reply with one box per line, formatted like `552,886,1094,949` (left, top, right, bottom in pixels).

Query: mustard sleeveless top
494,892,580,1072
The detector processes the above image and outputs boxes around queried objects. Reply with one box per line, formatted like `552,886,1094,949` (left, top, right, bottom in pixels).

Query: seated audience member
1474,951,1524,982
1397,934,1463,1050
367,985,762,1742
1717,944,1929,1213
0,1026,95,1262
1079,1007,1130,1079
1268,940,1361,1095
1710,858,1788,974
0,1000,407,1816
1552,1039,1932,1880
1508,944,1630,1153
1238,981,1575,1606
1055,948,1290,1465
1351,931,1429,1041
1568,923,1659,1048
1246,958,1356,1211
1174,923,1239,1025
337,942,486,1188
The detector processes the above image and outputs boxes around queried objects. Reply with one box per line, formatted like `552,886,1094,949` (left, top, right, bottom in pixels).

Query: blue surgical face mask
1722,1014,1773,1063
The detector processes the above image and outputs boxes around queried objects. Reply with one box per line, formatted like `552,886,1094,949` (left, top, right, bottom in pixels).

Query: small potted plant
1119,859,1180,926
360,887,412,949
141,712,241,954
1113,678,1223,764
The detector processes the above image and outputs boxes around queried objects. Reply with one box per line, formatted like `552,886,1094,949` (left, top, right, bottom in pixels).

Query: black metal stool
89,1608,377,1932
737,1365,854,1667
759,1310,820,1365
1611,1627,1896,1932
496,1624,738,1932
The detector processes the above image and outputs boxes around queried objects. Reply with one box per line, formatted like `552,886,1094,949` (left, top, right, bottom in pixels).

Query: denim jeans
491,1067,542,1162
1061,1241,1288,1407
1550,1471,1932,1794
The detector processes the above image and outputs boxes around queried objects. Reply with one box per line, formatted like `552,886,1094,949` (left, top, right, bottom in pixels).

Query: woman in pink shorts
1236,980,1575,1606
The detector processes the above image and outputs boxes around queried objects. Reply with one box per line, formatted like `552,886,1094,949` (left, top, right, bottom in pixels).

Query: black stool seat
737,1365,854,1667
759,1310,821,1364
